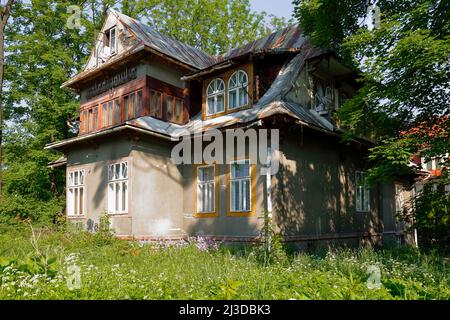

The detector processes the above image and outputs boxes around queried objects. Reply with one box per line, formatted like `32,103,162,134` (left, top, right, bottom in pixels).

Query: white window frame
229,159,252,213
206,78,225,116
107,161,128,215
356,171,370,212
228,70,249,110
196,165,216,214
109,27,117,55
67,169,86,216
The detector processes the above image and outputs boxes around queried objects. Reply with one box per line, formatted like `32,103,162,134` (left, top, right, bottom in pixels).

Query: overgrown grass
0,219,448,300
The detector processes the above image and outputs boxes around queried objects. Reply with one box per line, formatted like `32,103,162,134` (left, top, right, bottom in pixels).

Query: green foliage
255,212,288,266
133,0,293,55
93,212,115,245
0,0,290,222
293,0,368,57
0,222,448,300
400,181,450,248
364,138,416,185
294,0,450,183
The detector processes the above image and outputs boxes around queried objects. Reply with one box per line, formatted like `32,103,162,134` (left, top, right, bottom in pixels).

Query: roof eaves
45,124,174,151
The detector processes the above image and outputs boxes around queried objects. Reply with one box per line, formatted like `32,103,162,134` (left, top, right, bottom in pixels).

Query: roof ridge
219,23,301,59
111,9,216,60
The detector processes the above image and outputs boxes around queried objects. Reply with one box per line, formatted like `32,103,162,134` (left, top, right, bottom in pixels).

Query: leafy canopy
1,0,290,221
294,0,450,182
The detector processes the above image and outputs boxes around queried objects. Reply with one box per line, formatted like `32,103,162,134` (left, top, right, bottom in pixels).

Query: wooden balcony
79,75,189,135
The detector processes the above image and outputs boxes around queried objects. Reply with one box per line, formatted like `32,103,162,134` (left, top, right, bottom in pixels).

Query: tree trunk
0,0,15,199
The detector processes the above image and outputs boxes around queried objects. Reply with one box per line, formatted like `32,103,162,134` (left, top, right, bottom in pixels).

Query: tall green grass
0,220,448,300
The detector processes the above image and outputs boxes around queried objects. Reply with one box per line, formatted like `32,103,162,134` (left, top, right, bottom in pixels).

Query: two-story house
46,10,406,247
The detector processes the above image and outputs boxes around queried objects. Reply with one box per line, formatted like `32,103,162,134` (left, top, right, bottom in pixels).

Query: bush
0,193,64,224
401,181,450,249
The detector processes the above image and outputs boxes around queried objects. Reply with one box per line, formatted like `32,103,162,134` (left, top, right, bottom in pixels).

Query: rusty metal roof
220,24,307,61
182,24,325,80
114,11,313,70
113,10,217,70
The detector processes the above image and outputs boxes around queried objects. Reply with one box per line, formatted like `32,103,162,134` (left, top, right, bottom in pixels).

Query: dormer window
228,70,248,110
206,78,225,116
105,27,117,55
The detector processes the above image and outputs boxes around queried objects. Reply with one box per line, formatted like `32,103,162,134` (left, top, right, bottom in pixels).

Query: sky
249,0,295,20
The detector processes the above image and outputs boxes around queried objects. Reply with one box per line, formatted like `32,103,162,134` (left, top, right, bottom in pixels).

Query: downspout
266,146,273,215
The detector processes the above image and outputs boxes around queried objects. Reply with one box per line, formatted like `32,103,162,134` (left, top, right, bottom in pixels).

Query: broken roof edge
182,48,303,81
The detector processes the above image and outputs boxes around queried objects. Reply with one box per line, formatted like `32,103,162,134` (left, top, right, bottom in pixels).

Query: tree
0,0,290,221
293,0,450,183
130,0,292,55
0,0,15,199
0,0,107,221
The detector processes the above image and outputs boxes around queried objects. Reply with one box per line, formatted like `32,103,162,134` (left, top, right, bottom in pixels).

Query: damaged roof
132,49,335,136
47,50,337,151
221,24,307,61
64,10,326,88
112,10,217,70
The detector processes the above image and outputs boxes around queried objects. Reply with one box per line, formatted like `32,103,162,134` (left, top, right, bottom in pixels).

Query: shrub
400,180,450,249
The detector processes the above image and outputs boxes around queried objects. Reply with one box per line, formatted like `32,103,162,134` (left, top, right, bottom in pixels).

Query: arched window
206,78,225,116
228,70,248,110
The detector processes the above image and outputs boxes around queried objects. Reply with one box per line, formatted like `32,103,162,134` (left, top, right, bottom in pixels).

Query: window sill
67,215,86,219
356,210,371,214
203,104,252,121
194,212,219,218
227,211,255,217
108,213,129,216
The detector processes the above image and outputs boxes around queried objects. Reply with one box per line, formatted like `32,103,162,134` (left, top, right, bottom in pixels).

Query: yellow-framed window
194,163,219,218
227,159,256,216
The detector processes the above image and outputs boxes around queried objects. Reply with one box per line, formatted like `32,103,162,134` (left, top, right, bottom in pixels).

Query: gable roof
111,10,216,70
64,10,326,89
47,50,339,151
221,24,307,61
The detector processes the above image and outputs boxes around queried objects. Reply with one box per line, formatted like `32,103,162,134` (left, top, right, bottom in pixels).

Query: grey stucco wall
66,135,133,235
272,134,385,239
65,131,399,241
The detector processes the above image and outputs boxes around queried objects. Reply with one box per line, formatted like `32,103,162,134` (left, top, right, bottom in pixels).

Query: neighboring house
46,10,406,247
412,154,450,194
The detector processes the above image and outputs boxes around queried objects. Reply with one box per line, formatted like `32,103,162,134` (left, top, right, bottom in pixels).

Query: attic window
105,27,117,55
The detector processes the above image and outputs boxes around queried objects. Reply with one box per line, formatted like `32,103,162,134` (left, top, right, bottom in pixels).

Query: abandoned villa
46,10,413,247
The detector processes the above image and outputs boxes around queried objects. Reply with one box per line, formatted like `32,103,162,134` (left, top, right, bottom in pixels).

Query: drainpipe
265,146,273,215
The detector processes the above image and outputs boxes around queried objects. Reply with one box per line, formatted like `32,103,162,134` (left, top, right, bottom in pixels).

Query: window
101,99,118,128
356,171,370,212
137,91,143,117
228,70,248,110
196,165,217,215
167,96,173,121
68,170,85,216
113,99,121,124
206,78,225,116
150,90,163,118
88,107,98,132
102,103,108,127
229,159,252,213
395,184,404,212
108,161,128,214
105,27,117,55
166,95,184,123
124,90,142,120
175,98,183,122
80,110,88,133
